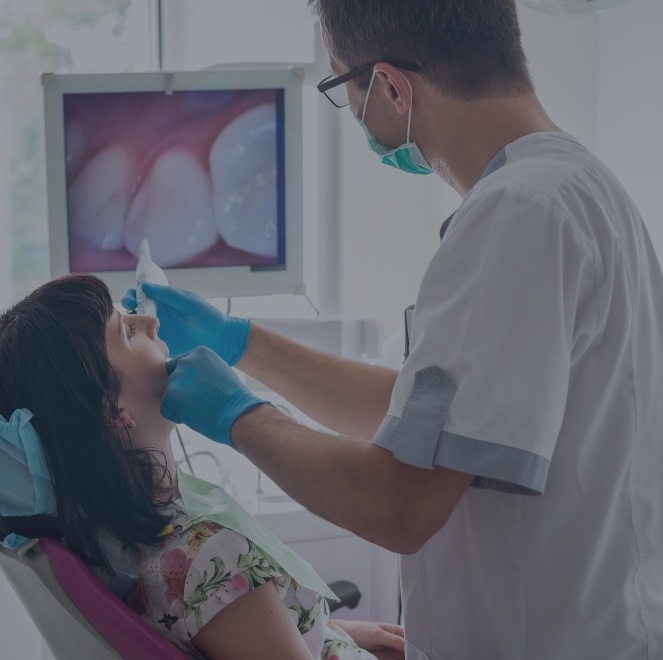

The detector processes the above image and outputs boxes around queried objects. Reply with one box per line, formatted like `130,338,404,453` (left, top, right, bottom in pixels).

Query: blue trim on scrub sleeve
373,365,550,495
389,366,456,467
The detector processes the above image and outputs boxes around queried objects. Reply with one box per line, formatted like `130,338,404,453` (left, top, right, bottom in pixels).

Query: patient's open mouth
65,89,281,271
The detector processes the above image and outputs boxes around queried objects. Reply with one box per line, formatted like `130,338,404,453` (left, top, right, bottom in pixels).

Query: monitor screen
43,70,304,300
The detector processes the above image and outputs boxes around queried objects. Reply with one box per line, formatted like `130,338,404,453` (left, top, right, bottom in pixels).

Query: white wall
519,7,599,150
161,0,316,70
337,114,456,338
595,0,663,260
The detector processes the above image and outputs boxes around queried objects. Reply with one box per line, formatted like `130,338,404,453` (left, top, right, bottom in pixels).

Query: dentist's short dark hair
308,0,534,100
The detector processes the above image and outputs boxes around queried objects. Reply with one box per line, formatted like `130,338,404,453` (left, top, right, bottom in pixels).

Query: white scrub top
373,132,663,659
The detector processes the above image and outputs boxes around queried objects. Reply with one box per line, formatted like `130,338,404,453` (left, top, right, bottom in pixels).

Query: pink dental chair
0,537,189,659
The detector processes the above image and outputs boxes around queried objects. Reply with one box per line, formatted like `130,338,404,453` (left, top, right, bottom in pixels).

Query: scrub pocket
405,640,430,660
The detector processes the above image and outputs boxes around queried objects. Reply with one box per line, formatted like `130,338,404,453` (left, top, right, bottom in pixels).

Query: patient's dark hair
0,274,172,570
309,0,534,100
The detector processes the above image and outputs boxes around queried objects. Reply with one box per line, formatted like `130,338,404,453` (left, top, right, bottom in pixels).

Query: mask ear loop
402,74,414,143
361,71,377,122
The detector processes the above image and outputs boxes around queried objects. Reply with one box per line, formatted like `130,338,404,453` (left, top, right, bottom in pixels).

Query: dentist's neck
416,91,560,197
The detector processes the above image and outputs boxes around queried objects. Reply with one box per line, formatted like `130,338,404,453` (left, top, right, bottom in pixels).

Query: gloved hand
122,284,250,365
161,346,267,447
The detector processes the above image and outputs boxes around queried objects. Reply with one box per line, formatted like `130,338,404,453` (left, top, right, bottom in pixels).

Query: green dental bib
177,467,338,602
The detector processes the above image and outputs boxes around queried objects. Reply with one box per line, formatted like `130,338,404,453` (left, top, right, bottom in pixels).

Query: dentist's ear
373,62,413,115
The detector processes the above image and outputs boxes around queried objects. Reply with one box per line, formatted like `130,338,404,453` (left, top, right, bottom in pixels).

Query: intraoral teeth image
125,147,217,266
64,89,283,272
210,103,278,257
68,145,134,252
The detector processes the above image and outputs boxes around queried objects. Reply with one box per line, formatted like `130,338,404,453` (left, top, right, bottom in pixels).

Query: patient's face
105,311,173,438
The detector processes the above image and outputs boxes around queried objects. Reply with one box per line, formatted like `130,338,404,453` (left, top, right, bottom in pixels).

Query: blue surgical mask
357,72,433,175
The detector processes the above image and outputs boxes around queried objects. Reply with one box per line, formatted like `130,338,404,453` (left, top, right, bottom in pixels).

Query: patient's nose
142,314,160,339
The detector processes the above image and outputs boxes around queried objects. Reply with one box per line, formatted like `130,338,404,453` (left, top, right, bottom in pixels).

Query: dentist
130,1,663,657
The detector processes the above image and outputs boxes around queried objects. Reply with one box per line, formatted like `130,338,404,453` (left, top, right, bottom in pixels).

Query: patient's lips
68,145,133,251
65,91,280,271
125,148,217,266
210,103,278,258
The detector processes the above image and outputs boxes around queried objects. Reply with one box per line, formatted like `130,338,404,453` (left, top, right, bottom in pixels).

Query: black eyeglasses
317,60,422,108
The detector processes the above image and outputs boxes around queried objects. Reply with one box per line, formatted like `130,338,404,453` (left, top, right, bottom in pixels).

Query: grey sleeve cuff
373,366,550,495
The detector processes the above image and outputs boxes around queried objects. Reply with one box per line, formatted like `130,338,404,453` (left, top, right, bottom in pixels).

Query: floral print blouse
124,499,376,659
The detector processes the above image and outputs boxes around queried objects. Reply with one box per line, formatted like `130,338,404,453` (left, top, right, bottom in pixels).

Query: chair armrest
326,580,362,613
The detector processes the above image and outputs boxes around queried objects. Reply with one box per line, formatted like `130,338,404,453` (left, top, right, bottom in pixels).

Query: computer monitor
43,69,304,300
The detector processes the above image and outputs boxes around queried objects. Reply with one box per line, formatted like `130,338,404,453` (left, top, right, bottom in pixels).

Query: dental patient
0,274,404,660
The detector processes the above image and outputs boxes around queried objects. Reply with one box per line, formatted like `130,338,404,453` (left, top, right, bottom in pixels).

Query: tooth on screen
68,145,132,251
125,148,217,267
210,103,278,258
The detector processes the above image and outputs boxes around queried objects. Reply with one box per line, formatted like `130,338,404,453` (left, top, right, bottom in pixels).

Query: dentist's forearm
231,405,473,554
236,323,397,438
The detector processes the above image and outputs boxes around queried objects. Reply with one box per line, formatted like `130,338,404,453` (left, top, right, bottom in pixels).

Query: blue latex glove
122,284,250,366
121,288,139,314
161,346,267,447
